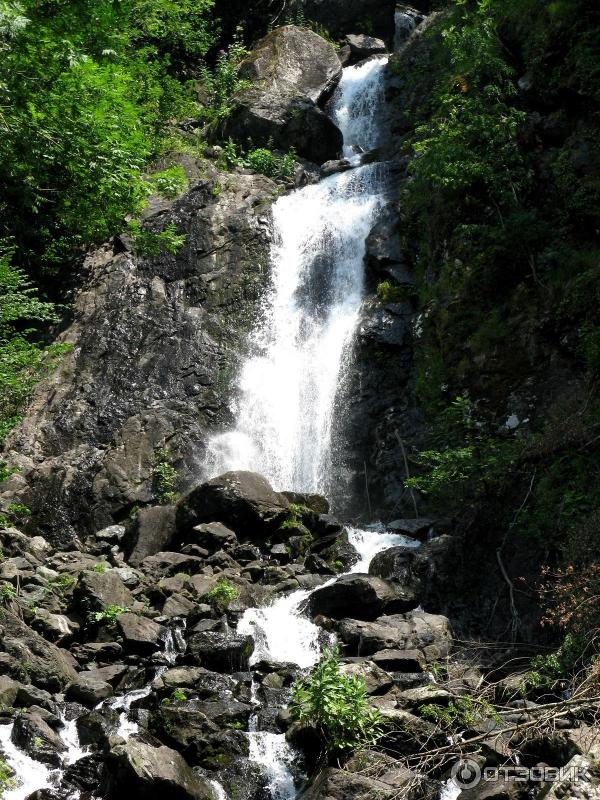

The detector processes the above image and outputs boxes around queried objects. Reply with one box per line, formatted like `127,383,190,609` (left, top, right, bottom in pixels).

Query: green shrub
152,448,179,504
148,166,188,199
0,756,15,795
290,648,383,755
376,281,404,303
0,582,16,602
88,604,129,626
127,221,187,257
220,139,296,180
205,577,239,610
199,34,250,128
420,695,500,730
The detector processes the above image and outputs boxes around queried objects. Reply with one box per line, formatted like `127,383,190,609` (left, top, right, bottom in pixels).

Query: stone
337,610,452,658
126,505,177,566
2,170,278,548
0,675,20,707
74,570,134,613
0,611,78,691
186,521,238,554
116,613,166,656
186,631,254,673
31,610,79,644
387,518,440,538
11,711,67,767
393,6,426,51
102,735,214,799
340,660,394,695
95,524,126,544
345,34,387,62
66,674,114,707
398,684,452,707
371,649,425,673
308,574,418,620
225,26,343,163
177,471,289,539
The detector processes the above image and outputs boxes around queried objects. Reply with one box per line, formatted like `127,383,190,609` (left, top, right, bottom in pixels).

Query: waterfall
206,57,390,496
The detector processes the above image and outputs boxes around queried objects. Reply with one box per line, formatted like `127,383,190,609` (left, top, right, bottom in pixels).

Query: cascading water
206,57,391,496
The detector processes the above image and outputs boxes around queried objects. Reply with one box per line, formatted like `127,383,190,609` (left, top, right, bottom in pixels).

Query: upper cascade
207,56,391,496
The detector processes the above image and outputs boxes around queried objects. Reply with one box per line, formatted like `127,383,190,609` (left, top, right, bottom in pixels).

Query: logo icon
451,758,482,789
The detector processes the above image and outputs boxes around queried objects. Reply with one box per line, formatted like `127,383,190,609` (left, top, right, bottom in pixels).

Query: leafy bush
420,695,500,730
221,139,296,180
88,604,129,626
149,166,188,199
199,35,250,128
0,756,15,796
205,577,239,610
290,648,383,755
127,221,187,257
152,448,179,504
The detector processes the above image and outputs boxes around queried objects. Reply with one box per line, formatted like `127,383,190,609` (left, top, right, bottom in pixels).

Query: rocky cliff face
2,166,279,547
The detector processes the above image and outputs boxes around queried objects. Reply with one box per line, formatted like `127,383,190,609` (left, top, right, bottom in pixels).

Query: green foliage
6,503,29,517
205,577,239,610
48,573,75,596
376,281,405,303
0,755,15,796
523,634,584,691
127,221,187,257
0,582,16,602
221,139,296,180
88,604,129,626
152,448,179,504
279,503,311,538
148,166,188,199
290,648,383,755
0,243,69,441
198,35,250,129
420,695,501,730
93,562,106,574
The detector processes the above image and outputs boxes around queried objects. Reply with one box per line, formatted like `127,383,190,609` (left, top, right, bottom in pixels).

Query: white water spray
207,57,390,495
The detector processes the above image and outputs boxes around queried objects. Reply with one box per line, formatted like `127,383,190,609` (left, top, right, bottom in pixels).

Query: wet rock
177,471,289,540
368,546,421,592
102,734,214,799
161,667,237,698
337,610,452,658
30,610,79,644
63,753,105,792
66,674,113,707
186,522,238,554
12,710,67,767
126,505,177,566
320,158,353,178
308,574,418,620
76,708,119,748
0,611,78,691
95,524,126,544
225,26,343,163
74,569,134,613
186,631,254,673
393,6,426,51
282,491,329,515
387,518,441,539
345,34,387,62
117,613,167,656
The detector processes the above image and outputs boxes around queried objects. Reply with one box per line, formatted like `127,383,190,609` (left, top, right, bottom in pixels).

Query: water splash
347,525,420,573
206,59,390,496
247,729,297,800
0,722,52,800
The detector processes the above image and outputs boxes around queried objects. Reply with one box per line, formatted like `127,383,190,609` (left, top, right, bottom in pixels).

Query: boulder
340,660,394,695
66,674,114,707
308,574,418,620
337,610,452,658
116,613,167,656
177,471,289,539
126,505,177,566
187,522,238,554
345,34,387,62
393,5,426,51
186,631,254,673
12,710,67,767
0,611,78,691
225,26,343,163
102,735,214,799
371,649,425,673
74,570,134,613
368,547,422,600
0,675,20,707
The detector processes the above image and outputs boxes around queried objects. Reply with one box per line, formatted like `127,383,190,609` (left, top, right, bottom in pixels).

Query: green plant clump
290,648,383,755
152,448,179,504
88,604,129,626
0,757,15,796
205,577,239,610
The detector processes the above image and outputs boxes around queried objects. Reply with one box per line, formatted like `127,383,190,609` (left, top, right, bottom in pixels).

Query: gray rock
103,735,214,799
337,610,452,658
308,573,418,620
186,631,254,673
177,471,289,540
187,521,238,554
117,613,166,656
371,648,425,673
345,34,387,62
340,660,394,695
95,524,126,544
225,26,343,163
75,570,134,613
11,711,67,767
127,505,177,566
0,611,78,691
0,675,20,707
66,674,114,707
